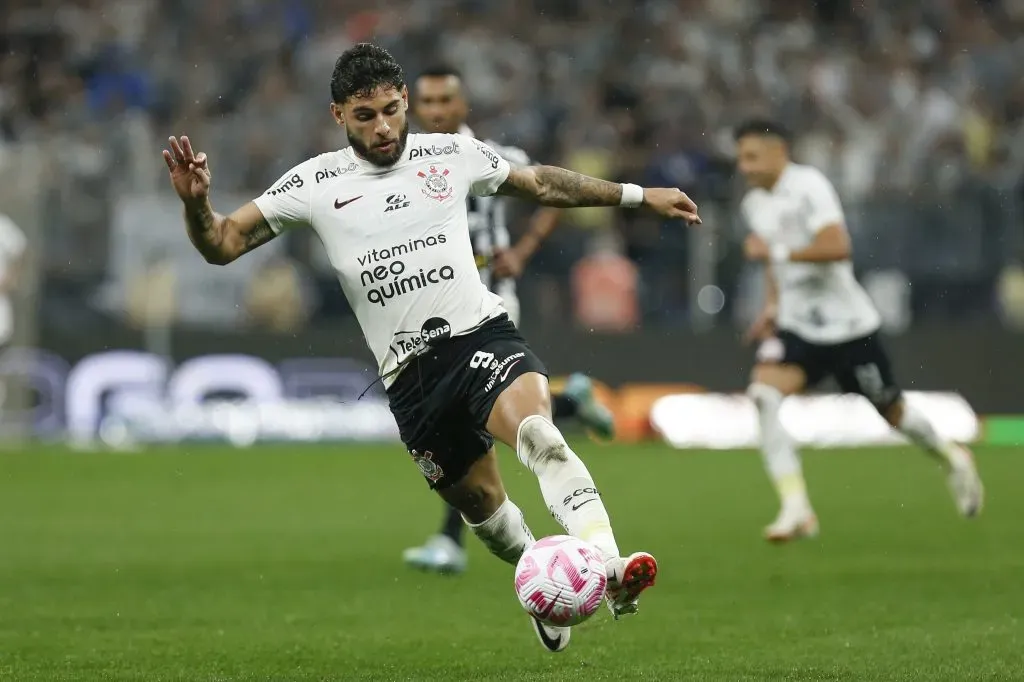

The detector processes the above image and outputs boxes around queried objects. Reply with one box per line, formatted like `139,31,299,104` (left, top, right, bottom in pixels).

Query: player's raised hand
642,188,701,224
163,136,211,207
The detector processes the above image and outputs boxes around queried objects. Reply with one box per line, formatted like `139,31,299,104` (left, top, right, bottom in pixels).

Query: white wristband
771,244,791,262
619,183,644,208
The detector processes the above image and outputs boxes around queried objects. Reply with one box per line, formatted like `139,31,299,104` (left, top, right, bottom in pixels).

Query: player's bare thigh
485,371,552,448
751,362,807,397
436,447,507,524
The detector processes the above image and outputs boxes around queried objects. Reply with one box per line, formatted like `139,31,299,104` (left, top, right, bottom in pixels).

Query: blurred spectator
244,257,317,334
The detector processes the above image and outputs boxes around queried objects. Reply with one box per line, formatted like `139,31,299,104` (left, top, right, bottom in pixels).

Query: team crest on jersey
418,165,453,201
410,450,444,482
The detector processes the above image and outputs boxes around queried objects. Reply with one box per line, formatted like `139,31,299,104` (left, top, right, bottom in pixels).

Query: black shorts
386,314,547,490
759,329,902,411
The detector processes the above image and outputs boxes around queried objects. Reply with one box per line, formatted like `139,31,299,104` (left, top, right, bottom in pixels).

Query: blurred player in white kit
402,65,616,575
734,119,984,542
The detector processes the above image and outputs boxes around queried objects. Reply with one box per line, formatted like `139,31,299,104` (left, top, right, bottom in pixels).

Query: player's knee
449,479,506,524
751,363,804,397
747,381,784,413
880,397,904,427
516,414,569,474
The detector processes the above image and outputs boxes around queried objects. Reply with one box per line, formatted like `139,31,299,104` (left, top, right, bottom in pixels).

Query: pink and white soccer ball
514,535,607,627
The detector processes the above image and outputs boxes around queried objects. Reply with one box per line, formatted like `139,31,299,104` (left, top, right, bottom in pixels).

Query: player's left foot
563,373,615,441
401,534,467,574
530,616,570,652
764,504,819,543
604,551,658,619
946,445,984,518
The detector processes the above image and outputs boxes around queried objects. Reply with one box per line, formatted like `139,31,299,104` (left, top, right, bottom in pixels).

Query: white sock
748,383,810,510
897,402,956,466
465,497,535,566
516,415,620,562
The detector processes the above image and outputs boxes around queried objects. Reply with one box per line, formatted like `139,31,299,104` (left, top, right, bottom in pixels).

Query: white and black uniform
252,133,547,488
460,125,526,325
0,214,26,347
742,162,899,409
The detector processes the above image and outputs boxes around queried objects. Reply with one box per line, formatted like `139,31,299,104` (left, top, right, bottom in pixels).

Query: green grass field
1,442,1021,681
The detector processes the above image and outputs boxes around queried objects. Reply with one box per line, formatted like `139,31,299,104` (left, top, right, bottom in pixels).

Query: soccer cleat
604,552,658,619
530,616,570,653
401,534,467,574
563,373,616,441
764,505,819,543
946,445,984,518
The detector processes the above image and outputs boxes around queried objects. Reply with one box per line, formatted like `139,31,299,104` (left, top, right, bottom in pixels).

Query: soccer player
734,119,984,542
162,43,700,652
401,64,616,575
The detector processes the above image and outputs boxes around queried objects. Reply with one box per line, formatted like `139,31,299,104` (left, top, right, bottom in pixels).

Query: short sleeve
251,163,312,234
801,167,845,233
457,134,511,196
0,214,26,257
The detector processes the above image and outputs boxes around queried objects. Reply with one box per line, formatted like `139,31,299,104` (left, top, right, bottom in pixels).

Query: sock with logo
516,415,621,562
440,504,465,547
465,496,535,565
551,393,579,420
897,402,957,467
748,383,811,510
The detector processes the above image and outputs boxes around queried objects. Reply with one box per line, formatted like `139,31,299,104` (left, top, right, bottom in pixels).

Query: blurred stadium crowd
2,0,1024,333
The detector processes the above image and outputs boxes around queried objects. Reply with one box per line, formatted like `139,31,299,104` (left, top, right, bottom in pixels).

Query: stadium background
2,2,1024,680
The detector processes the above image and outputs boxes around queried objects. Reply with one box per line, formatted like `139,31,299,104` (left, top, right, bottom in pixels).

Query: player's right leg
748,359,818,542
485,371,656,620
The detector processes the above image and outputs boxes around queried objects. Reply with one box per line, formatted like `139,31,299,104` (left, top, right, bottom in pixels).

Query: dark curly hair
733,118,791,145
330,43,405,104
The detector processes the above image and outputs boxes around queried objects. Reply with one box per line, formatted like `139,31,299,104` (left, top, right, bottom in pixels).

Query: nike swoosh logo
571,498,597,511
334,195,363,209
533,617,565,651
499,359,522,383
536,589,562,620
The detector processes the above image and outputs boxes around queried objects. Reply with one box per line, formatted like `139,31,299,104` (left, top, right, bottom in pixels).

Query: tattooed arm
163,136,308,266
184,200,277,266
495,165,701,222
496,166,623,207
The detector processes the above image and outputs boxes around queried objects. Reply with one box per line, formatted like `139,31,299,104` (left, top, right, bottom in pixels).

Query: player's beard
349,120,410,167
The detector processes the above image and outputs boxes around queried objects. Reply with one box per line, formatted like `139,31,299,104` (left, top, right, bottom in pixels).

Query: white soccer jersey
740,162,881,344
252,133,511,385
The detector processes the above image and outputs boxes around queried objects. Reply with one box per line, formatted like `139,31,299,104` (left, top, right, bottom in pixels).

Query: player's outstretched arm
496,166,701,223
744,224,851,264
182,200,274,266
163,136,276,266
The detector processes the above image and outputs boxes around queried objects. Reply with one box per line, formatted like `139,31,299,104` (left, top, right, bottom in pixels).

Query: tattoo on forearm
241,219,275,253
501,166,622,208
184,202,226,263
185,202,217,243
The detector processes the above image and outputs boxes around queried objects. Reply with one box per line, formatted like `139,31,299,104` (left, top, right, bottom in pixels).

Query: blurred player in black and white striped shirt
402,65,615,574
